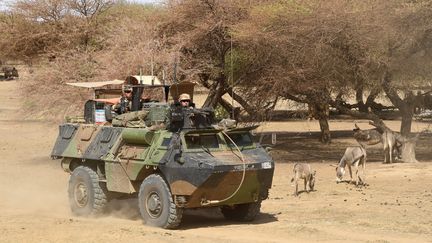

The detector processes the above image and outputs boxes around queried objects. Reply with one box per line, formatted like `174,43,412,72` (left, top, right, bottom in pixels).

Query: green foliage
214,104,230,121
251,0,311,17
104,1,159,20
224,48,252,84
249,0,312,29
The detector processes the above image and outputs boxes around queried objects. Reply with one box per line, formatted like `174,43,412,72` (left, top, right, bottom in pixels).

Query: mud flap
105,162,136,193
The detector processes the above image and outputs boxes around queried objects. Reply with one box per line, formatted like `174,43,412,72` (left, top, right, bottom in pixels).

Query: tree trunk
400,138,418,163
319,117,331,144
310,102,331,144
203,78,226,108
355,85,367,112
219,97,240,120
381,70,418,162
400,112,413,136
365,86,382,109
223,87,256,117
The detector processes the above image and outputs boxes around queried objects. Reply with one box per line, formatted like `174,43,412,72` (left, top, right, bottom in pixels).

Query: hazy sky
133,0,163,3
0,0,163,10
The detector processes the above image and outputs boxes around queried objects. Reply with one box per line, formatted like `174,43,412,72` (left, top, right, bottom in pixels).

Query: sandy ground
1,80,432,242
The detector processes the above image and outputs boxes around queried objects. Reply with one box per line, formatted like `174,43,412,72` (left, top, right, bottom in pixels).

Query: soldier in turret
178,93,193,108
95,85,133,114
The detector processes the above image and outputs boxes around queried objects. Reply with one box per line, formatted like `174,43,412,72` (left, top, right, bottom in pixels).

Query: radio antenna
139,65,143,84
173,58,177,83
162,68,166,85
151,55,154,85
230,36,235,119
173,57,179,100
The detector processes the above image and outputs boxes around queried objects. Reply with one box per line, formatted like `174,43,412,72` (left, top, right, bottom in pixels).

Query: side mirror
261,144,273,153
104,104,113,122
172,137,184,164
84,100,96,123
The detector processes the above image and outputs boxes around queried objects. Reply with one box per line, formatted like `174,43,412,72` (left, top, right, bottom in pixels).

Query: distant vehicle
51,76,275,229
0,66,19,80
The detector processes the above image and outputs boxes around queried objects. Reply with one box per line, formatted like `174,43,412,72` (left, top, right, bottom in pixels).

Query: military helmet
179,93,191,101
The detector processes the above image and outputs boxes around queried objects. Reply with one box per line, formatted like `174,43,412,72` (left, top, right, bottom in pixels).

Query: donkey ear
354,123,360,131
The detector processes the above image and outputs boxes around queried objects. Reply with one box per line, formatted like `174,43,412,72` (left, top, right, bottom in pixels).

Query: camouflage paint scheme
51,103,274,209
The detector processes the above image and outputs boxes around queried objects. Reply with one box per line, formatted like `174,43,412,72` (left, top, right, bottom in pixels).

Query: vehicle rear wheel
221,200,262,221
68,166,108,216
138,174,183,229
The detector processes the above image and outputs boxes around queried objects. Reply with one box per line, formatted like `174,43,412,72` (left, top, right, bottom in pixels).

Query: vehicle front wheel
68,166,108,216
221,200,262,221
138,174,183,229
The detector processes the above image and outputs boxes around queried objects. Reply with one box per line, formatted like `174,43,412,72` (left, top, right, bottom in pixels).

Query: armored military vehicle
0,66,19,80
51,76,275,229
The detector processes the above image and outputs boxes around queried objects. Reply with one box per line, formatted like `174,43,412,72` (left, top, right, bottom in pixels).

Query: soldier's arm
94,97,121,105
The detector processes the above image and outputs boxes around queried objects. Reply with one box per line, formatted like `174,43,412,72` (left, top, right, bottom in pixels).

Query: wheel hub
146,192,162,218
74,182,88,207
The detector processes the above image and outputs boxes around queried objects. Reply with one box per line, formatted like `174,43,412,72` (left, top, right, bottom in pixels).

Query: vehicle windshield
224,133,254,148
184,134,220,149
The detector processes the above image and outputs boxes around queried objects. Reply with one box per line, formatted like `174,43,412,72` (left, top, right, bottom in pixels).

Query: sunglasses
124,90,132,94
180,100,190,103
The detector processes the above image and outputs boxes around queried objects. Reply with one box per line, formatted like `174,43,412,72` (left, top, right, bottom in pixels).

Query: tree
66,0,115,47
353,1,432,161
231,1,365,143
0,0,115,60
0,1,162,120
157,0,252,111
232,0,432,150
67,0,113,18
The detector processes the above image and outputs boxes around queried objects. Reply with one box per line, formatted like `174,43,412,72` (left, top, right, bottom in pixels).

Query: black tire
221,201,262,222
138,174,183,229
68,166,108,216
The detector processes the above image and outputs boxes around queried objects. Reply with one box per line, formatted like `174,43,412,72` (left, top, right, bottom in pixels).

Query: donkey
333,146,366,186
353,124,402,163
353,123,382,146
382,130,399,163
290,163,316,196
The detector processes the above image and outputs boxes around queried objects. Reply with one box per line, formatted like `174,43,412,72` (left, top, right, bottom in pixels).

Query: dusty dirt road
1,80,432,242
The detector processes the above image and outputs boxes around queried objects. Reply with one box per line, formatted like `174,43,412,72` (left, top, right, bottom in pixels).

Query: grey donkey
333,146,367,186
353,123,402,163
290,163,316,196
